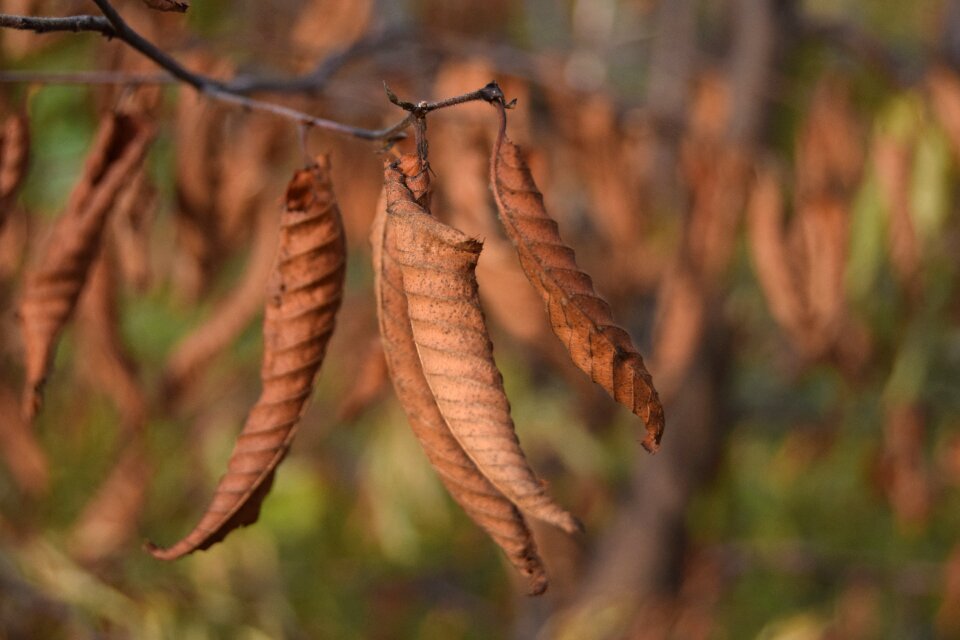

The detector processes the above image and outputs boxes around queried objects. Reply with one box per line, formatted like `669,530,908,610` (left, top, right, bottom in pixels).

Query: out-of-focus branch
0,13,115,36
0,5,410,142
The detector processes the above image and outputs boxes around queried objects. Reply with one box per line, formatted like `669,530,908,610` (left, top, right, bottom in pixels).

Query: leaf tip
526,572,549,596
143,539,182,561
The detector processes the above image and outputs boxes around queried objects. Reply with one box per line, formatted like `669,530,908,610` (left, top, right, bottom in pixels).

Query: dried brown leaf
797,196,848,349
649,262,705,402
171,68,229,300
214,115,287,248
69,442,150,562
389,162,580,536
0,384,49,497
110,165,155,292
18,112,153,421
161,202,280,406
795,78,864,196
0,112,30,227
879,403,931,529
77,251,147,432
373,161,548,594
69,252,150,561
490,122,664,452
141,0,189,11
147,157,346,559
746,166,811,349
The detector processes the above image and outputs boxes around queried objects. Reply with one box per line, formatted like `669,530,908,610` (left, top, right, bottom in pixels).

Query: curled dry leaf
141,0,189,12
110,165,155,292
161,202,280,406
77,251,148,433
878,403,932,529
490,115,664,452
0,112,30,228
69,442,150,562
171,66,229,301
649,261,705,402
746,166,810,348
70,252,150,561
147,157,346,560
797,197,848,348
0,384,49,498
18,112,153,421
373,159,548,594
388,161,580,536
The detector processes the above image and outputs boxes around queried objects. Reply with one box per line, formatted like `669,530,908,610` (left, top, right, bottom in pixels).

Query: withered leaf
141,0,189,12
161,202,280,406
490,121,665,452
374,159,548,594
18,112,153,421
746,166,809,348
0,385,49,498
69,252,150,561
147,157,346,560
388,158,579,535
0,112,29,228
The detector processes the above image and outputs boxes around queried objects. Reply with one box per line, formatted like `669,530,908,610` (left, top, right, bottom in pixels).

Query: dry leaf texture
490,123,664,452
391,189,579,534
18,113,153,421
374,160,548,594
147,157,345,560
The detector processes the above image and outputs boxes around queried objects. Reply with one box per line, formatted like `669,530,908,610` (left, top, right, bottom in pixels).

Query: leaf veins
147,157,346,560
373,157,549,595
490,111,665,452
390,176,580,535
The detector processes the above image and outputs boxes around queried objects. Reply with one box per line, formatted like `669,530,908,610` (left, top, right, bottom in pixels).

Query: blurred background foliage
1,0,960,638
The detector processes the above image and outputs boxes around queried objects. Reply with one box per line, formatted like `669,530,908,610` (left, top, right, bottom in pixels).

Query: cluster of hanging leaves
1,69,664,592
366,96,664,593
5,44,960,599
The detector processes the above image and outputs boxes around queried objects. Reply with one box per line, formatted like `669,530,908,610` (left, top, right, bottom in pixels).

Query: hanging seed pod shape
490,108,664,452
374,156,549,594
148,157,346,559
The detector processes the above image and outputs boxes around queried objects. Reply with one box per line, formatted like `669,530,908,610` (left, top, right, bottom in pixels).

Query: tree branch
0,13,115,37
0,5,411,142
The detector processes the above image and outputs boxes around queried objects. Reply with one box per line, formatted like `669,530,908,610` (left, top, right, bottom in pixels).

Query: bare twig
384,81,511,116
0,6,410,142
0,13,115,36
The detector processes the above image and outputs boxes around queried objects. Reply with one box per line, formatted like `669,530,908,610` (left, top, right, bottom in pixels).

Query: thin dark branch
0,13,115,36
384,81,507,117
91,0,218,90
0,4,411,142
